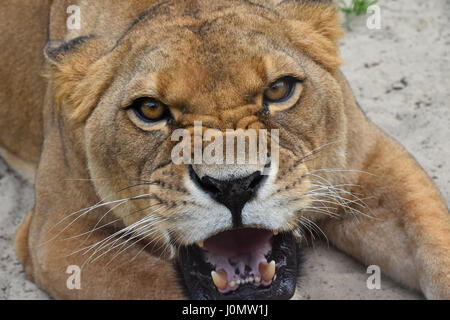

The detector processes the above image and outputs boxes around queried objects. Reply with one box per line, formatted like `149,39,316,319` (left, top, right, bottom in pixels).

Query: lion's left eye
263,77,297,103
131,98,172,123
262,76,303,114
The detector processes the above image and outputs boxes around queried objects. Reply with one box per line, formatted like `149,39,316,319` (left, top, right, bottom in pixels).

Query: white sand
0,0,448,300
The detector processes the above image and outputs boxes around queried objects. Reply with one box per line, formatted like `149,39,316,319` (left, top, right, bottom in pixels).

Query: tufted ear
44,36,114,122
260,0,343,71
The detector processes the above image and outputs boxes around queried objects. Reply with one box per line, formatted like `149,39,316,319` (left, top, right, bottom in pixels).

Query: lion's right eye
130,98,172,123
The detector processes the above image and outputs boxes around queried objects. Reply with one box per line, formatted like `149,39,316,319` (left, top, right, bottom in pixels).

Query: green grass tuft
338,0,379,30
339,0,378,16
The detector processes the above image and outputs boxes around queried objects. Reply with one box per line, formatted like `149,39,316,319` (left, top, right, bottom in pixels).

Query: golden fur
0,0,449,299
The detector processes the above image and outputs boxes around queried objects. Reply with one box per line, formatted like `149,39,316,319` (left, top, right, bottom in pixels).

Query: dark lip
176,231,302,300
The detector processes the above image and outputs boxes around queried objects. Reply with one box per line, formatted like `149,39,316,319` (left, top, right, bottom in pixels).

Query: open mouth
177,228,301,300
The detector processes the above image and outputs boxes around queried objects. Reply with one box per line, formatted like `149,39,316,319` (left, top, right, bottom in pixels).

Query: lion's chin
176,228,302,300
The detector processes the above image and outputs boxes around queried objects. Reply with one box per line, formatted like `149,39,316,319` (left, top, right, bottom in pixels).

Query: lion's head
43,0,347,299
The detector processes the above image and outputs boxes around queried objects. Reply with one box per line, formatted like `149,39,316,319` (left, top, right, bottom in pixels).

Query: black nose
189,167,265,228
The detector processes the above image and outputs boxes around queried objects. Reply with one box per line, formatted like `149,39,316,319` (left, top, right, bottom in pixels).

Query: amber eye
131,98,172,123
263,77,297,103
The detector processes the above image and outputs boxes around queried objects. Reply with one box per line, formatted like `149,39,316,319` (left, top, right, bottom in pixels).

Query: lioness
0,0,449,300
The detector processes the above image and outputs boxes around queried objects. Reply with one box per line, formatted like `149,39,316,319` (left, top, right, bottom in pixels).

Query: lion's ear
44,36,94,65
43,40,65,64
266,0,344,71
44,37,113,122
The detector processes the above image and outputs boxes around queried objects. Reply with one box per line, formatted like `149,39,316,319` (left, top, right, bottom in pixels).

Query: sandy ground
0,0,448,300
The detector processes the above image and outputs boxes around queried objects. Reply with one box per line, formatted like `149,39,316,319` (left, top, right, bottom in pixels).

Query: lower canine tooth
259,260,276,282
211,270,227,291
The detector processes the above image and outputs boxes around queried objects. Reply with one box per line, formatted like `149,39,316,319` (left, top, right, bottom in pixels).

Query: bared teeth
259,260,276,282
273,231,279,236
211,270,227,291
198,241,204,248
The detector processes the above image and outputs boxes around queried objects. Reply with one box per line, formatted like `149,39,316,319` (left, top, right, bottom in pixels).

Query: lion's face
48,1,345,300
